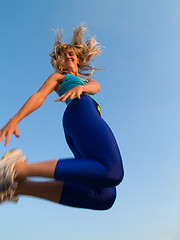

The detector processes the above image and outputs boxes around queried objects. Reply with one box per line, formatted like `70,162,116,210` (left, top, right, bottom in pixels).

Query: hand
0,119,20,146
54,85,83,102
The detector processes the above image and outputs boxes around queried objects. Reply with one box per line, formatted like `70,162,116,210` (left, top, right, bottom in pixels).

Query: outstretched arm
55,78,101,102
0,73,63,146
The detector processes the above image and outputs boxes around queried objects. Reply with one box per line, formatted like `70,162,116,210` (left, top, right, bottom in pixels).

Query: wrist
81,84,86,93
10,116,20,124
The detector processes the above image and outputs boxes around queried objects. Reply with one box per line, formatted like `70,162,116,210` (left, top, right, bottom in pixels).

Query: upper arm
36,73,64,100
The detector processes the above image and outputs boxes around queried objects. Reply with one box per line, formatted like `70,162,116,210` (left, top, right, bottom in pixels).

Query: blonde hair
49,23,102,77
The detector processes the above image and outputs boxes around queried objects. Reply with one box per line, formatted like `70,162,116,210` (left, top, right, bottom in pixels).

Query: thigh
63,95,123,170
58,95,124,188
64,132,83,159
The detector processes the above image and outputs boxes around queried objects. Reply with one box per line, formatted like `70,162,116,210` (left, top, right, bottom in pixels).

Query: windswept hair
49,23,102,77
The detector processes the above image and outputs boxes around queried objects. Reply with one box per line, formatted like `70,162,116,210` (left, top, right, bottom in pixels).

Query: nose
65,53,70,59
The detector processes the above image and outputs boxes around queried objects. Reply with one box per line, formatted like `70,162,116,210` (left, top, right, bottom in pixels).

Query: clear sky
0,0,180,239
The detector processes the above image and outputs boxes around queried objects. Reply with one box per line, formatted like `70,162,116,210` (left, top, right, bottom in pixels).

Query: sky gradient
0,1,180,240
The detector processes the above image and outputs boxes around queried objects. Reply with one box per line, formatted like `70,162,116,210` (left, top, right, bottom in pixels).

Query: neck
67,66,79,76
68,71,79,76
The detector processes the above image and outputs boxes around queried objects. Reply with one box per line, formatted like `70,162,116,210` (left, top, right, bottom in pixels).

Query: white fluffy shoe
0,149,26,203
0,184,19,203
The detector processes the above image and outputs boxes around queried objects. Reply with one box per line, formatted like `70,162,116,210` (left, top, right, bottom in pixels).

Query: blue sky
0,0,180,239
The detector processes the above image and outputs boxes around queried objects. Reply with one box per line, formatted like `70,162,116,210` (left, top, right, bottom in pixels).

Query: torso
54,74,65,95
53,72,100,114
54,72,88,95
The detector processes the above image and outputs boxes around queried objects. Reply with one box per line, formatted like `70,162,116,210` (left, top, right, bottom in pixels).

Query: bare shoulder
47,72,66,94
36,72,66,97
49,72,65,83
46,72,65,93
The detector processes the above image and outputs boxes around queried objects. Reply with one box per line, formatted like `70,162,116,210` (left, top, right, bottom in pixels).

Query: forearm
82,81,101,94
12,93,45,123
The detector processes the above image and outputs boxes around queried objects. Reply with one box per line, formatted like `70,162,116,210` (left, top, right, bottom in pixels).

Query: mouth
65,59,72,62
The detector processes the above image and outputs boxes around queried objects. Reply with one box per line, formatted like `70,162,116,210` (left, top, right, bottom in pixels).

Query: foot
0,183,19,203
0,149,26,203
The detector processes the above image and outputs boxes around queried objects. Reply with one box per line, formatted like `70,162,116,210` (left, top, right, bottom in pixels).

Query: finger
0,131,5,143
61,92,72,102
14,128,20,138
54,96,63,102
76,92,81,99
69,93,76,100
4,134,10,147
59,95,67,102
55,93,68,102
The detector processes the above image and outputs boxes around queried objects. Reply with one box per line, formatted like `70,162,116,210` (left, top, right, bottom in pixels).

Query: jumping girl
0,23,124,210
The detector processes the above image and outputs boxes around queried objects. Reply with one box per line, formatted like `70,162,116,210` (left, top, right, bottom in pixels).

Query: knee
113,168,124,186
97,187,117,210
106,166,124,187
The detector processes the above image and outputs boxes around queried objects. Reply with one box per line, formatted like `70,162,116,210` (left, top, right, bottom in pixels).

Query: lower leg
15,180,63,203
14,160,58,181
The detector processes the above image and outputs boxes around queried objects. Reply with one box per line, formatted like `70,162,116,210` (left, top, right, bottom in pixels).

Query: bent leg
15,179,116,210
13,95,123,210
60,183,116,210
54,95,124,188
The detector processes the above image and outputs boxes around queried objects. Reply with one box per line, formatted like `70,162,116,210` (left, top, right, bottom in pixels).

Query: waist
65,94,101,117
65,93,96,105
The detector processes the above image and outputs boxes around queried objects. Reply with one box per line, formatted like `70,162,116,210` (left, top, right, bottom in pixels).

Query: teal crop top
59,73,98,106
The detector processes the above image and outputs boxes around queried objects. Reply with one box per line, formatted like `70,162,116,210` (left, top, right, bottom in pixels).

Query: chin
65,63,74,68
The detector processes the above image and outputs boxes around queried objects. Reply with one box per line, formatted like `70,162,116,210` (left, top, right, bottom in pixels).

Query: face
62,48,79,71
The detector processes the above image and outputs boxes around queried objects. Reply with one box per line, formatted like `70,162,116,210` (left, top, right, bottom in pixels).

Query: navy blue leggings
54,95,124,210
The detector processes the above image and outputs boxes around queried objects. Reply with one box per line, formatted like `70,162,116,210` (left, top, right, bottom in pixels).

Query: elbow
31,93,45,107
97,82,101,93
